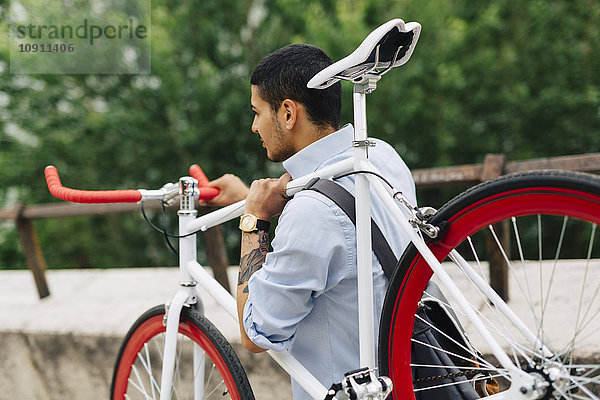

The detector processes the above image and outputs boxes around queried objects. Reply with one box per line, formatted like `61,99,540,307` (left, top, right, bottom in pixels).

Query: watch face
240,214,257,231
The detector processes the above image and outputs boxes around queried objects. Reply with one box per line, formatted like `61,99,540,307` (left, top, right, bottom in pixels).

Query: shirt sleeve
242,191,354,351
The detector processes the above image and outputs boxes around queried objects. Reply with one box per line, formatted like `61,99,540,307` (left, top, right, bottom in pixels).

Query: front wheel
380,170,600,399
111,305,255,400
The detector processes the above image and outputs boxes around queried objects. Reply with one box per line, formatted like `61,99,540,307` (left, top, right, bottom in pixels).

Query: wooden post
198,206,231,294
14,204,50,299
486,219,511,301
480,154,510,301
203,224,231,294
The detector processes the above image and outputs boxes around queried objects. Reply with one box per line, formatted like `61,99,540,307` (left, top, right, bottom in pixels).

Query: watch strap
254,218,271,232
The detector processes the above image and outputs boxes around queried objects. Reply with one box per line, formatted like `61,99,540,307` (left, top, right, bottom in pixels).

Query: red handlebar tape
189,164,210,186
45,166,142,203
189,164,220,200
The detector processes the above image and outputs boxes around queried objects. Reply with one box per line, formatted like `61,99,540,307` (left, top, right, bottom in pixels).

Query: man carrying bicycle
203,43,416,399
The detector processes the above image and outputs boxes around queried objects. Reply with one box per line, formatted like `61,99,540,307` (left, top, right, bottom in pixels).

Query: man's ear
280,99,298,130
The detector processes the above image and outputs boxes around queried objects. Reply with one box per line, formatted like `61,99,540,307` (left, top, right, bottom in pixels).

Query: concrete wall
0,268,292,399
4,263,599,399
0,331,291,400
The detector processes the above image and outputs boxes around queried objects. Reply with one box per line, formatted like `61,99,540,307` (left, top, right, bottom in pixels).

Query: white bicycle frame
156,76,547,400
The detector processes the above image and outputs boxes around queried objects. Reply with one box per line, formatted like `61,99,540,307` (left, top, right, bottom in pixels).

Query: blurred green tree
0,0,598,269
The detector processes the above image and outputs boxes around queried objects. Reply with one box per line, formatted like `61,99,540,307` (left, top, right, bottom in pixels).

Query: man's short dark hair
251,43,342,130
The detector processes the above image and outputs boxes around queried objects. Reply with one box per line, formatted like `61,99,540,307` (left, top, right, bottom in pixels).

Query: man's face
250,85,295,162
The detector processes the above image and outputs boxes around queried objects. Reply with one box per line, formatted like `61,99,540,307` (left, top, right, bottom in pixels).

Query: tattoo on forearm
239,230,268,293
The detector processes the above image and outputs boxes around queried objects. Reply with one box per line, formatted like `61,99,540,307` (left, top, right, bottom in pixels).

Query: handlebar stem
178,177,198,216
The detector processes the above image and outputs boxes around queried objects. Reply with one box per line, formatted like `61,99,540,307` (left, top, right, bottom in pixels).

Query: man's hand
198,174,249,207
244,173,292,220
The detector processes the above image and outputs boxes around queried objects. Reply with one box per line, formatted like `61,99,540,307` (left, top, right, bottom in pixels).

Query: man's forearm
237,230,269,353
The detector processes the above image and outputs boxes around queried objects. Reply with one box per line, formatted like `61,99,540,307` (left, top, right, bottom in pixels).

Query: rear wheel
111,305,254,400
380,171,600,399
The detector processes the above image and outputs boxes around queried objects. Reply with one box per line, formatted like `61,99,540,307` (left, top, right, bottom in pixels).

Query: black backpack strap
303,178,397,280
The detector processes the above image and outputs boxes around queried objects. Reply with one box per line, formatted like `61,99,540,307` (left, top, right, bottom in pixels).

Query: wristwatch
239,214,271,233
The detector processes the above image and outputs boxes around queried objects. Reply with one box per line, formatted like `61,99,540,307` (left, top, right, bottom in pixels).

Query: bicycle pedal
327,367,392,400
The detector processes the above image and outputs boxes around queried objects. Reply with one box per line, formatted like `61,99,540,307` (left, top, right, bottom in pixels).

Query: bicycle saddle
307,19,421,89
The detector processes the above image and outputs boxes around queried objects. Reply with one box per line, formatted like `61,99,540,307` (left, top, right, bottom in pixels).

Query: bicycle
44,18,600,400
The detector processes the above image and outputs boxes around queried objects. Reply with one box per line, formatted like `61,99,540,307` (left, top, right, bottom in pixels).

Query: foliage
0,0,599,268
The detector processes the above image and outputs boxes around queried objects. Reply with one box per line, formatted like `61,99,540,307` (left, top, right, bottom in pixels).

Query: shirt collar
283,124,354,179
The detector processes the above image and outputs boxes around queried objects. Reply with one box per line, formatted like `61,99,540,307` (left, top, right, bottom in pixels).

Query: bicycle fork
160,287,197,400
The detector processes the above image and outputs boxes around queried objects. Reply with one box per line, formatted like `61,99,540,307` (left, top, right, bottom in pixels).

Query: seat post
352,74,380,370
352,74,380,143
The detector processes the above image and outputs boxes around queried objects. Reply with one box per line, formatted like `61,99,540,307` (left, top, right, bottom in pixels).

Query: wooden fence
0,200,230,299
1,152,600,300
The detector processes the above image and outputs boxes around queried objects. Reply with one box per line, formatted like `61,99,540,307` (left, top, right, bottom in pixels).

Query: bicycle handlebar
189,164,221,200
189,164,210,186
45,165,220,204
45,166,142,203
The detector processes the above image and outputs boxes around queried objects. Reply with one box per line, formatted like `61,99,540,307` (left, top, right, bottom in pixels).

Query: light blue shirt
243,124,416,399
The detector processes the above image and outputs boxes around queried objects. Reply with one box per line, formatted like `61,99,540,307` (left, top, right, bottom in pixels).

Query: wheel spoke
129,364,154,400
136,344,160,398
188,344,206,399
489,223,539,321
511,217,535,307
567,305,600,351
540,216,568,330
572,373,600,386
571,224,600,366
568,379,600,400
537,214,546,356
437,252,548,366
410,363,502,373
144,343,160,398
203,378,227,399
411,337,512,382
487,223,551,363
413,372,505,392
414,311,497,373
423,285,546,363
204,363,218,396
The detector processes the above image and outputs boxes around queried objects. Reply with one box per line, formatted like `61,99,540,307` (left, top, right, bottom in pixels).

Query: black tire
379,170,600,399
111,304,255,400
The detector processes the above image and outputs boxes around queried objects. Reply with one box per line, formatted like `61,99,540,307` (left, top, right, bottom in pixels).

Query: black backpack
303,178,491,399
